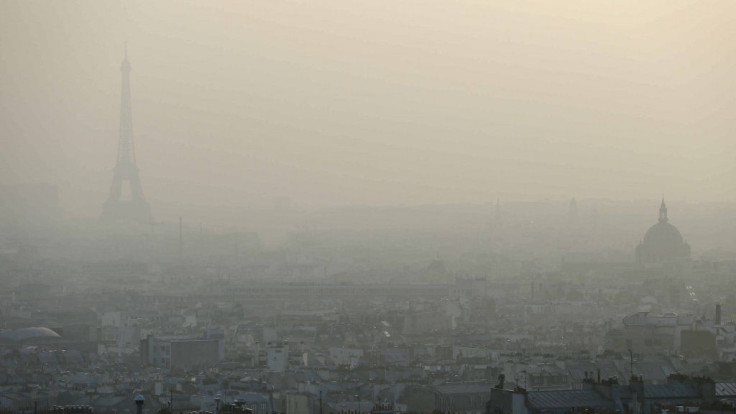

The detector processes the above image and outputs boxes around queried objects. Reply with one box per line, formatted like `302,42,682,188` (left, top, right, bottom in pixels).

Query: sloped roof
644,383,700,399
527,390,614,410
716,382,736,398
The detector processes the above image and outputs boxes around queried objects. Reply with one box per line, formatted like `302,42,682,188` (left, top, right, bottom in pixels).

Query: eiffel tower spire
101,47,152,223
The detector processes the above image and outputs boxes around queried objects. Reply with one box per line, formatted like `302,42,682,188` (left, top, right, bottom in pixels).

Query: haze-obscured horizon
2,0,735,222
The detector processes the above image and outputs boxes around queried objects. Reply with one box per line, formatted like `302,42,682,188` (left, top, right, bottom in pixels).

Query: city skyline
2,2,736,412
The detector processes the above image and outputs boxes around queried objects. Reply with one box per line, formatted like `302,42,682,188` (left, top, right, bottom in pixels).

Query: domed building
636,199,690,264
0,327,61,344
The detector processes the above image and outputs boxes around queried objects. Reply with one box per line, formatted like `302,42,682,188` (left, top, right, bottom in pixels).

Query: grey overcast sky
1,0,735,219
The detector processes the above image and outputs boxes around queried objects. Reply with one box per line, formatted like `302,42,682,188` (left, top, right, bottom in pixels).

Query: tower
101,48,152,223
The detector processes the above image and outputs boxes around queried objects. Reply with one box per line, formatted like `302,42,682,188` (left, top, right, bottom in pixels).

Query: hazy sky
1,0,734,220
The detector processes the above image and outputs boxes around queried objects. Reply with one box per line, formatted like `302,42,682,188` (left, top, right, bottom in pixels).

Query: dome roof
643,221,685,247
0,327,61,342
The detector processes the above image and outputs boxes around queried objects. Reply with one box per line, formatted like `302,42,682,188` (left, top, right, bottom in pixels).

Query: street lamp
215,393,222,414
134,394,145,414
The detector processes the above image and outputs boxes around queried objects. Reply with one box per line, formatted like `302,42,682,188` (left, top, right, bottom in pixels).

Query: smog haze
2,0,735,224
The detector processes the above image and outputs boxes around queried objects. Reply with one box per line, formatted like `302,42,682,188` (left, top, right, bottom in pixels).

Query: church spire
659,198,668,223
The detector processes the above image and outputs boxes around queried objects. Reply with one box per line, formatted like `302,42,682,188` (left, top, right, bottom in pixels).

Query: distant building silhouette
635,199,690,264
100,47,152,223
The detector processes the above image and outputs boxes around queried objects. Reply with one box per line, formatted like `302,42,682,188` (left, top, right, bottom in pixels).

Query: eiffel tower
101,48,152,223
